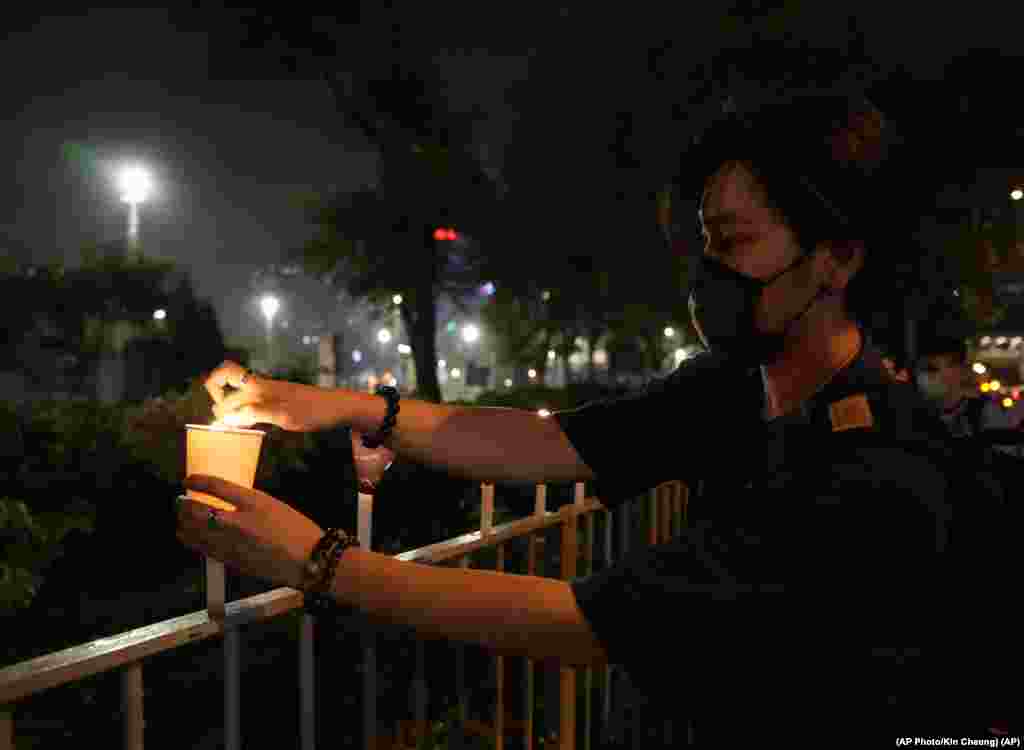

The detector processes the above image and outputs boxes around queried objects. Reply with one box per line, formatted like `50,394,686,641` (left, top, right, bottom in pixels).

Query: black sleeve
552,353,763,507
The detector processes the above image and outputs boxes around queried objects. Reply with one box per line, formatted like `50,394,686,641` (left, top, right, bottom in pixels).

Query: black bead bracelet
361,385,400,449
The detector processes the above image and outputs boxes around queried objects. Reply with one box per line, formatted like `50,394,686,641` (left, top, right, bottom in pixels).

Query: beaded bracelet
302,528,359,617
361,385,400,449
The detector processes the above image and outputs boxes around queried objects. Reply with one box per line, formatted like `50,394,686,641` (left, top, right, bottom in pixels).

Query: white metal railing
0,480,687,750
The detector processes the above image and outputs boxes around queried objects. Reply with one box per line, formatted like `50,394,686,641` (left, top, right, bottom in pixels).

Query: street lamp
117,165,153,247
260,294,281,369
461,324,480,344
1012,188,1023,201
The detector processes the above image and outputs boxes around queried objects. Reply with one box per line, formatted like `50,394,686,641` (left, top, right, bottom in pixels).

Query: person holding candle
177,93,1014,741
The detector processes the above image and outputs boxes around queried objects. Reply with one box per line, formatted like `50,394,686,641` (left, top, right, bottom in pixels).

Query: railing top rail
0,588,303,705
0,493,613,705
396,496,606,564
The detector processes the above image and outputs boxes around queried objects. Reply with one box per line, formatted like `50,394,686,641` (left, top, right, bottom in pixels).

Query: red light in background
433,228,446,241
446,229,457,241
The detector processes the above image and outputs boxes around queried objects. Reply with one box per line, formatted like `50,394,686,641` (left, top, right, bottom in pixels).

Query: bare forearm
330,546,607,668
332,389,594,484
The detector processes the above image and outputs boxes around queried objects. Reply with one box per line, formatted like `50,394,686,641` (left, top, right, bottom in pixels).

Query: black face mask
688,252,825,366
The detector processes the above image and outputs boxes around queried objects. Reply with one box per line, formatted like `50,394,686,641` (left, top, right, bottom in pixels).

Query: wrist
301,528,359,617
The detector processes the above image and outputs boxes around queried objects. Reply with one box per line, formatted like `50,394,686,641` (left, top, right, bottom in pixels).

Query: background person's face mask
688,251,825,366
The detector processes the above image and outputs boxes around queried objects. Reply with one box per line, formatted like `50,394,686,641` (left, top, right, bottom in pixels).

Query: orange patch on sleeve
829,394,874,432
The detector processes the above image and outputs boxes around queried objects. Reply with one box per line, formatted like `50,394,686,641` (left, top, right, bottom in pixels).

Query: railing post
559,497,579,750
601,507,614,746
206,557,226,621
524,483,546,750
224,628,241,750
299,613,315,750
358,492,376,750
481,482,495,537
581,487,595,750
452,554,471,750
0,708,10,750
412,638,427,747
493,542,505,750
121,662,144,750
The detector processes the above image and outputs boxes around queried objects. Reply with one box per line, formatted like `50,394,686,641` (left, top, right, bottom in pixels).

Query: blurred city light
664,326,675,338
153,308,166,320
302,335,311,345
1012,188,1023,201
461,324,480,344
990,379,1002,391
537,409,551,418
527,368,537,379
1003,397,1014,408
542,290,551,301
973,362,987,374
260,295,281,322
480,282,496,296
981,383,991,393
393,294,403,305
450,368,461,379
118,164,153,205
377,329,392,344
397,344,411,354
438,359,446,368
548,350,557,361
504,378,513,387
352,350,362,363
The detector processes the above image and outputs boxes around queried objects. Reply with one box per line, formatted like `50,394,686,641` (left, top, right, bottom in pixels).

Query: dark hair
685,92,911,325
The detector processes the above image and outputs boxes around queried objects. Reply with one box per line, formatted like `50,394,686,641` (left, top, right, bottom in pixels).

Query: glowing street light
461,324,480,344
117,164,153,246
260,294,281,368
1012,188,1023,201
377,329,392,344
153,308,166,321
664,326,675,338
393,294,403,305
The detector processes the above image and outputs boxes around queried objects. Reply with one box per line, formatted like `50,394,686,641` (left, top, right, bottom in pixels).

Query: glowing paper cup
185,423,265,512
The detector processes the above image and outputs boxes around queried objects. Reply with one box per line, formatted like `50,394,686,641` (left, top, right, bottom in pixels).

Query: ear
819,240,865,291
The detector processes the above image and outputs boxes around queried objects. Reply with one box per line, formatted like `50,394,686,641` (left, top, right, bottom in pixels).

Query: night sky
2,10,397,349
6,6,1024,351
